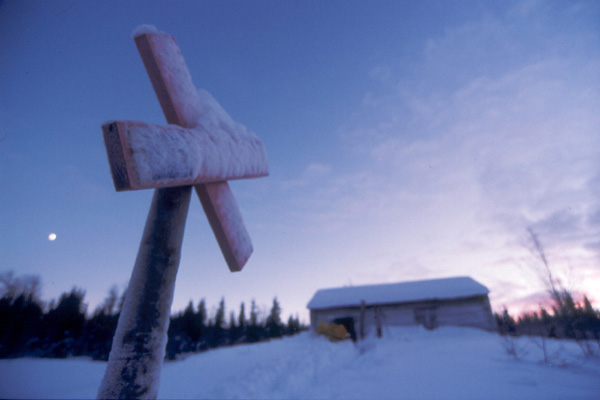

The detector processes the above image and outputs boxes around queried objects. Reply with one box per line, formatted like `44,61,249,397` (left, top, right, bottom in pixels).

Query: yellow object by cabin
316,321,348,342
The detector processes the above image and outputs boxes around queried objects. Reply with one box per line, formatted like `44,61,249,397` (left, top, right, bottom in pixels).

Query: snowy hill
1,327,599,399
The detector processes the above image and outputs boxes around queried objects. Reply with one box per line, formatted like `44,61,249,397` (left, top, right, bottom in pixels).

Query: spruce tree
266,297,283,338
238,302,246,328
197,299,207,328
228,311,239,343
0,293,43,357
82,287,119,360
286,314,301,336
247,299,262,343
182,300,203,342
213,297,226,346
41,288,86,357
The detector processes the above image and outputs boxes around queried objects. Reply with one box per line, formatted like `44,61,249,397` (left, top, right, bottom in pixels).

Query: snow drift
1,327,599,399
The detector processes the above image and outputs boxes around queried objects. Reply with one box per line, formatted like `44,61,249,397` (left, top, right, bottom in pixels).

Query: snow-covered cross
97,27,268,399
104,29,268,272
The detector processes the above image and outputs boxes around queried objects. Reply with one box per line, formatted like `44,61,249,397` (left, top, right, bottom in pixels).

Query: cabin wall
436,295,496,330
309,295,496,337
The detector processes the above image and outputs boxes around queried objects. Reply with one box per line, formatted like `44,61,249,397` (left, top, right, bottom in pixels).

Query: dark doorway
333,317,357,342
414,307,438,330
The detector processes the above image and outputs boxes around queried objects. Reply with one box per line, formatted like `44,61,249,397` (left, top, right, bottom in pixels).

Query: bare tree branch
526,227,564,309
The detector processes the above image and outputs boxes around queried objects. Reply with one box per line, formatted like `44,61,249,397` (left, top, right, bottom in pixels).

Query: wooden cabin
307,276,496,339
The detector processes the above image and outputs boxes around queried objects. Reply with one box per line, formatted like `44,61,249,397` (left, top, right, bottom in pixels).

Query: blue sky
1,0,599,322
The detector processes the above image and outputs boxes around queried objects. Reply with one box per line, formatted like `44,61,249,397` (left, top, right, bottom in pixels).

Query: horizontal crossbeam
103,120,268,191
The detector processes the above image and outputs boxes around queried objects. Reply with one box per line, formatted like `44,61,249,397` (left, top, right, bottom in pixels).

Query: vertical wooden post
97,186,191,399
375,306,382,338
360,300,366,340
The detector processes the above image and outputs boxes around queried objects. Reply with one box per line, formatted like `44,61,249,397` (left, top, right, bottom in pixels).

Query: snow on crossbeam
98,27,268,399
103,120,268,191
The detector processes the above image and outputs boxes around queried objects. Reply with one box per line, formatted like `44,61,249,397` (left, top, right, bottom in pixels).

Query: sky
1,0,599,323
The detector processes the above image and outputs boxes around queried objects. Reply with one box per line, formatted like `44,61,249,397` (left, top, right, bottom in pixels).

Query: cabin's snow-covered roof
307,276,489,310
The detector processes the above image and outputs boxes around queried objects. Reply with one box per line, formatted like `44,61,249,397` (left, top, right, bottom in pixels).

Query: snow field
1,327,599,399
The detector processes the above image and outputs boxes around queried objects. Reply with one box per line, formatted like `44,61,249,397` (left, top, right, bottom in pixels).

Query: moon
48,233,57,241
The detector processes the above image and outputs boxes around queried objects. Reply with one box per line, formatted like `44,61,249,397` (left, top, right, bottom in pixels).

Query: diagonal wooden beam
134,32,256,272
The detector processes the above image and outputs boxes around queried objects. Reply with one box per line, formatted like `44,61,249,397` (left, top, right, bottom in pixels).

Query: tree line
495,293,600,345
495,292,600,361
495,228,600,356
165,296,304,360
0,271,305,360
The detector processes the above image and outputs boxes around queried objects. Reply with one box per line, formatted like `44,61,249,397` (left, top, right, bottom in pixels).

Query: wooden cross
104,32,268,272
97,28,268,399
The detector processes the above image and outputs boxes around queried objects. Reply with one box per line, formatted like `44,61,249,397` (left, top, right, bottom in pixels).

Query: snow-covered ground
1,327,599,399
